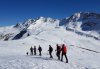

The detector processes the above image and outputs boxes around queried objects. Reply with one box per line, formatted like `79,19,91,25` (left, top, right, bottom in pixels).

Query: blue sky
0,0,100,26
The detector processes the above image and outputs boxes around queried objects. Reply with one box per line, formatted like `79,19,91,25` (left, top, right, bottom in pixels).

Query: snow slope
0,26,20,40
0,27,100,69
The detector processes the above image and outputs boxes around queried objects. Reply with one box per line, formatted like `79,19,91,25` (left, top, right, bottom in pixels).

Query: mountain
60,12,100,40
0,12,100,69
63,12,100,31
0,12,100,41
13,17,59,40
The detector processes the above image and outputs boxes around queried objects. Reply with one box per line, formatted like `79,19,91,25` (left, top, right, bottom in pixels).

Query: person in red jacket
61,44,68,63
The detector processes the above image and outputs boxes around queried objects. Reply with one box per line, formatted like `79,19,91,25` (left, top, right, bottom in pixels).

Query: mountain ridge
0,12,100,40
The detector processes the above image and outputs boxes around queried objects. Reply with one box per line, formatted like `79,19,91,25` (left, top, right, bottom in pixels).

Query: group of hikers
26,44,68,63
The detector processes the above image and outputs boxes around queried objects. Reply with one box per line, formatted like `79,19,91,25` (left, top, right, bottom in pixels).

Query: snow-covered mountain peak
22,19,35,27
27,17,59,30
38,16,46,19
59,12,100,39
0,12,100,41
66,12,100,30
14,17,60,32
69,12,100,22
36,17,58,23
72,12,81,20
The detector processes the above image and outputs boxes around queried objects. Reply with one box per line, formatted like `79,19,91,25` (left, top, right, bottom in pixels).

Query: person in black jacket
38,45,42,56
55,44,61,60
26,52,28,55
48,45,53,58
30,46,33,55
34,46,37,55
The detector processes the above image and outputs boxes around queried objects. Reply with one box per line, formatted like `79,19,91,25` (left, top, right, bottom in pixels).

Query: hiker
38,45,42,56
26,52,28,55
30,46,33,55
34,46,37,55
61,44,68,63
55,44,61,60
48,45,53,58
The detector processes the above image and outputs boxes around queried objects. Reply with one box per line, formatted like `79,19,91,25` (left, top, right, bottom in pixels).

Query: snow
0,26,100,69
0,13,100,69
0,25,19,34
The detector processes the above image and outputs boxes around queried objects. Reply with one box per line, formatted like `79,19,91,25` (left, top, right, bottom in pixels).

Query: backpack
40,47,42,51
57,46,61,52
50,47,53,52
62,45,67,53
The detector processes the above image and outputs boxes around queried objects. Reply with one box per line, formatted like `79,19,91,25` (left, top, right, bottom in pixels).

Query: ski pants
56,51,60,60
61,52,68,63
49,52,53,58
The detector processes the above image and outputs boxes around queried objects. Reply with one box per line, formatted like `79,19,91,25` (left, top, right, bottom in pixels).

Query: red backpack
62,44,67,53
